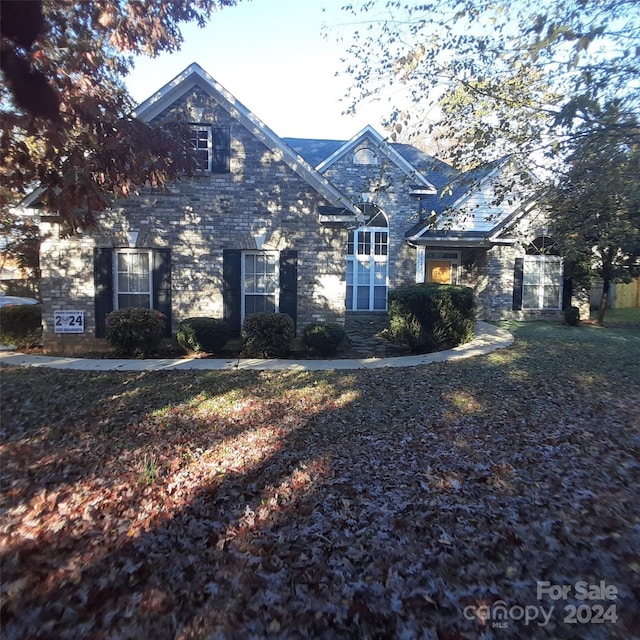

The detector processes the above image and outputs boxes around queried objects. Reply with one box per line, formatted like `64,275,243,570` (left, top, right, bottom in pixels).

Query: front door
428,260,453,284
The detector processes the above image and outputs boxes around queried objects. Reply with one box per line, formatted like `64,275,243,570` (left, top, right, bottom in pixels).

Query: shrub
388,283,476,353
564,305,581,326
177,317,230,354
242,312,295,358
303,322,346,357
105,307,166,357
0,304,42,348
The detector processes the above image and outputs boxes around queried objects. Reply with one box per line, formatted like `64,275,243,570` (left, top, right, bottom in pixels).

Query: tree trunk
597,280,611,325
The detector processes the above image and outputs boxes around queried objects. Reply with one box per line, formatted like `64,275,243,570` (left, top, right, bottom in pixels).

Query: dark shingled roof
283,138,345,168
283,137,459,190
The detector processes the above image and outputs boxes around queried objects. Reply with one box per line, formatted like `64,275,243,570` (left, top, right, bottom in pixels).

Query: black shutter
513,257,524,311
212,126,230,173
279,250,298,328
153,249,172,337
94,248,113,338
562,277,573,310
223,249,242,336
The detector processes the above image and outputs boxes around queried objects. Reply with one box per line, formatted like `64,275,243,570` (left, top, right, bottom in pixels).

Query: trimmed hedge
0,304,42,348
303,322,346,357
388,283,476,353
177,317,230,354
105,307,166,357
242,312,295,358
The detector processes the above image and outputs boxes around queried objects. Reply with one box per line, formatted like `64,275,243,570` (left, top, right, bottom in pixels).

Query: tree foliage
0,0,238,232
339,0,640,170
547,112,640,324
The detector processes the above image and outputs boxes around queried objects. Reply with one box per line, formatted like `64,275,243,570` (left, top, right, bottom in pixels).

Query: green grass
590,307,640,323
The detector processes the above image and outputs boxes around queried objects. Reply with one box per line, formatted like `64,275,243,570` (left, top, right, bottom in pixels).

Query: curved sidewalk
0,321,513,372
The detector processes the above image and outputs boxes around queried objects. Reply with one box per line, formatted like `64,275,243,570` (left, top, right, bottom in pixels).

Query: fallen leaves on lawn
1,324,639,639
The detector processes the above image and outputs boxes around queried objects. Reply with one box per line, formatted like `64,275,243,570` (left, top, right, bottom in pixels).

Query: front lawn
1,322,639,639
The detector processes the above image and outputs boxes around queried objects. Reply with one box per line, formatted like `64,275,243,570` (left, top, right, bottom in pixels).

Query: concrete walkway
0,321,513,372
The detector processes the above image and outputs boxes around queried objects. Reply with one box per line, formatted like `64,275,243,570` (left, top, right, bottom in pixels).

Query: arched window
353,148,378,165
522,236,563,309
346,207,388,311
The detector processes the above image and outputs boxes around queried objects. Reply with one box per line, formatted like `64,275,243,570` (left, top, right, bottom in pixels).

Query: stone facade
34,63,589,353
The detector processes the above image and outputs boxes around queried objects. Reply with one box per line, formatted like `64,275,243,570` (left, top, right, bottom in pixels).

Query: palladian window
346,208,388,311
522,236,563,310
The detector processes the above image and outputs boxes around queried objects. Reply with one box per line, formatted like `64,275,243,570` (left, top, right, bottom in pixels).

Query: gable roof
285,135,459,194
133,63,358,215
309,125,438,193
282,138,345,168
405,157,539,245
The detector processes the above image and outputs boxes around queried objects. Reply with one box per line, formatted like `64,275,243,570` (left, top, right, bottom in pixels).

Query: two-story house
27,63,587,353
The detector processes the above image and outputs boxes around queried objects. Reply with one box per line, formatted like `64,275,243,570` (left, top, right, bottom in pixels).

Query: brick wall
38,87,351,351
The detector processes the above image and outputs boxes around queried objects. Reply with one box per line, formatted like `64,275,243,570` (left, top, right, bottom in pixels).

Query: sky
124,0,392,141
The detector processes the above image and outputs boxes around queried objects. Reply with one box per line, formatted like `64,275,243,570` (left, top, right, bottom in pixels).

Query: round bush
388,283,476,353
0,304,42,348
242,312,295,358
105,307,166,357
303,322,346,357
177,317,230,354
564,305,580,326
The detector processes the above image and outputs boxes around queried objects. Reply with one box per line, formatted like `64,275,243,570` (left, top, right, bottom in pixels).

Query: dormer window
190,125,230,173
353,148,377,165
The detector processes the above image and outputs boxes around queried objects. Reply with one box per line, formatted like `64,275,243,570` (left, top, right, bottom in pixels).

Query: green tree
0,0,238,232
338,0,639,170
547,112,640,325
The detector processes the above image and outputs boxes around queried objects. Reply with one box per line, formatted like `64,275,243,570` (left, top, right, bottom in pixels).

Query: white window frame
190,125,230,173
114,249,153,310
241,251,280,323
346,226,388,311
190,126,212,172
522,255,563,310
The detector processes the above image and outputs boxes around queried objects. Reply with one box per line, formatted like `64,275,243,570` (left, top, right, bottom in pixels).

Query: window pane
373,286,387,310
374,263,386,283
543,286,560,309
523,263,541,285
374,231,388,256
346,285,353,309
544,260,562,284
347,231,354,256
245,294,275,315
357,231,371,255
357,262,371,285
118,294,150,309
523,285,540,309
346,261,354,285
356,287,370,310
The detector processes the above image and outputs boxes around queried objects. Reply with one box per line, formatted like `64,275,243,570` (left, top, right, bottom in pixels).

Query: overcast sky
124,0,392,140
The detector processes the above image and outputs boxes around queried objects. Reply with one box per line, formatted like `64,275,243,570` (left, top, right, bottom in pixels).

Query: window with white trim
242,251,279,320
114,250,152,309
522,256,563,309
522,236,563,310
346,214,388,311
190,125,230,173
